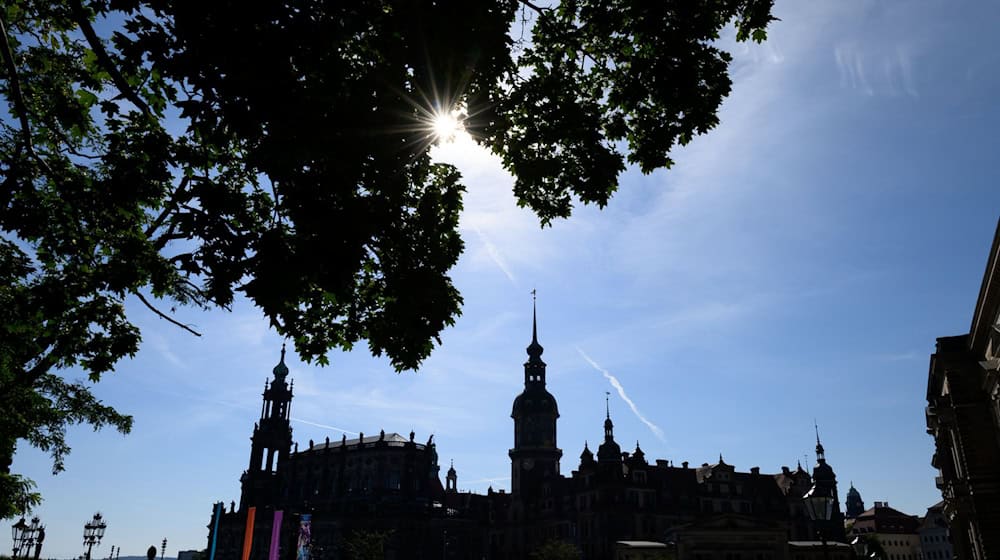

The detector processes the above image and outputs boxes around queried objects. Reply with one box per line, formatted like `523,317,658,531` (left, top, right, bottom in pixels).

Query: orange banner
241,506,256,560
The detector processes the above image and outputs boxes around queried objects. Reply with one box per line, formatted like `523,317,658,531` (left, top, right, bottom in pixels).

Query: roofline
969,217,1000,353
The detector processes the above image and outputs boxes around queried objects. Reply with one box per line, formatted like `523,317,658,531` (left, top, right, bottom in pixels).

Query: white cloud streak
472,224,518,286
576,347,666,443
463,476,511,484
289,417,358,435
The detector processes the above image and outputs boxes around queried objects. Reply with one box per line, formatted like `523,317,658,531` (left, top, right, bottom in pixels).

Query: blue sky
8,1,1000,557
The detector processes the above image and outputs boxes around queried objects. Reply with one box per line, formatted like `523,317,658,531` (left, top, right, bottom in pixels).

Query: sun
430,108,465,144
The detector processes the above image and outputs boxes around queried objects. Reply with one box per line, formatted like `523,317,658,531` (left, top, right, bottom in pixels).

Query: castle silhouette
206,307,847,559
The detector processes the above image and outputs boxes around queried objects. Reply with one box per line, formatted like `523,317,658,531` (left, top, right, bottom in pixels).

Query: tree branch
517,0,551,16
69,0,153,118
145,175,191,239
133,292,202,336
0,13,51,173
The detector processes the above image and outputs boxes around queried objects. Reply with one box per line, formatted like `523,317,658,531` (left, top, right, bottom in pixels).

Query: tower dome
597,398,622,463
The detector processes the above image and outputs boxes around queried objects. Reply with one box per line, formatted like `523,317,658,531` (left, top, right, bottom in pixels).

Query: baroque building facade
926,220,1000,560
208,312,849,560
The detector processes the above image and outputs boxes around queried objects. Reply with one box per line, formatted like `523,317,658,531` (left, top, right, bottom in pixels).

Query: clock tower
509,299,562,496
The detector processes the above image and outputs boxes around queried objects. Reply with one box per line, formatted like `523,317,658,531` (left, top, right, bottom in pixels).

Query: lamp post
12,516,43,560
803,483,834,560
83,513,107,560
12,517,28,559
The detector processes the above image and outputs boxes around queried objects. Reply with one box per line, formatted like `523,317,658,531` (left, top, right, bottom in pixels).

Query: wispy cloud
834,42,919,98
834,43,874,95
463,475,511,485
145,330,187,369
289,417,357,435
875,351,921,362
472,224,518,286
576,347,666,443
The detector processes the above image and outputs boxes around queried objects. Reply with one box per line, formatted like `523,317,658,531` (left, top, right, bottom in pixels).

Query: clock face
523,458,535,471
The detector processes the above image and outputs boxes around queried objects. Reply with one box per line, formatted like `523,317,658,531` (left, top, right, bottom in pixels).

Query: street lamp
803,483,834,560
12,517,28,559
83,513,107,560
12,516,43,560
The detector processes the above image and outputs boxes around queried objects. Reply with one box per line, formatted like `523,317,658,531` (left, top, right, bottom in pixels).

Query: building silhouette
926,219,1000,560
207,309,850,559
844,482,864,520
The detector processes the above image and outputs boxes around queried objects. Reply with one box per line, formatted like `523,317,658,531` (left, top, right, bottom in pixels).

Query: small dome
273,344,289,379
597,439,621,463
812,461,835,481
511,386,559,417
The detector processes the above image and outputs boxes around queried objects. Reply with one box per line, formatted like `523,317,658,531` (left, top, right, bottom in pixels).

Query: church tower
446,460,457,493
596,397,622,466
845,482,865,519
509,299,562,495
811,424,847,541
240,345,294,510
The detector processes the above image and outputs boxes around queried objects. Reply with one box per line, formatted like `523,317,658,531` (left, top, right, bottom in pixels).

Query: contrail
290,417,358,435
472,225,517,286
576,347,666,443
463,476,512,484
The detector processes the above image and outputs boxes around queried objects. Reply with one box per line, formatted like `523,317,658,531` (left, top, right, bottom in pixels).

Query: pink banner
268,510,284,560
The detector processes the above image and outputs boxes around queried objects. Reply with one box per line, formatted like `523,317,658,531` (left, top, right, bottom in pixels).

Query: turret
446,460,457,493
509,295,562,494
240,345,294,509
811,423,847,541
597,396,622,464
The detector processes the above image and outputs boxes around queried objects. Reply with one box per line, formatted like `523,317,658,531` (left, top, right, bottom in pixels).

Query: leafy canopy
0,0,775,516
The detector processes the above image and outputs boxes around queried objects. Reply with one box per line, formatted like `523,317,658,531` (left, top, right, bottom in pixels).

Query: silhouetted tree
530,539,580,560
0,0,776,516
342,530,392,560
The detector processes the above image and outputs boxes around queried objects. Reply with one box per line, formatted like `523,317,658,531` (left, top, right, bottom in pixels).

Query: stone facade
926,220,1000,560
918,502,953,560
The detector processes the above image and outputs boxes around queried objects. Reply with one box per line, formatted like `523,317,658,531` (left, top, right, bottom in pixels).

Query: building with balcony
926,219,1000,560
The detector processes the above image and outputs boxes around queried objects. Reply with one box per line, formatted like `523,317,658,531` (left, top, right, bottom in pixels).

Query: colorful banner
209,502,223,560
268,510,283,560
241,506,256,560
296,514,311,560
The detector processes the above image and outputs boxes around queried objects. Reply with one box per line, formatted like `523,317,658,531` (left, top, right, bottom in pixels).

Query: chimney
751,467,760,475
682,461,689,469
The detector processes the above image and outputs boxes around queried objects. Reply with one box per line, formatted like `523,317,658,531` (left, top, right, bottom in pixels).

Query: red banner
241,506,256,560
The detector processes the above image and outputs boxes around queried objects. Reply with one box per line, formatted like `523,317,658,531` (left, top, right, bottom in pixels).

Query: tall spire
526,289,544,362
532,288,538,344
597,392,621,463
814,419,826,462
604,392,614,439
